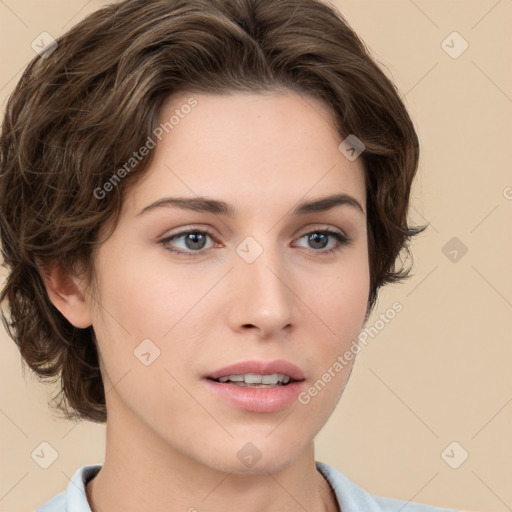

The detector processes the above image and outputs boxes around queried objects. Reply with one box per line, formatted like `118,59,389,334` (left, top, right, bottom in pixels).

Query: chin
203,435,309,475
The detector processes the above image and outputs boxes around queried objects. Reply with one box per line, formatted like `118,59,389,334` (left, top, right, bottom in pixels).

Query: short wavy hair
0,0,426,423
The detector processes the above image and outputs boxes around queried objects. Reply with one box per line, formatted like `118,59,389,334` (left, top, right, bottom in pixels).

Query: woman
0,0,462,510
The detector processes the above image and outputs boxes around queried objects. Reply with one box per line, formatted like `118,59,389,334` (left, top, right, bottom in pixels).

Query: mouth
204,359,306,384
203,360,306,412
207,373,299,388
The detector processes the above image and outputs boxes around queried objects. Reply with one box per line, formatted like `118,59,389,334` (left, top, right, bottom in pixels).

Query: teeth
217,373,291,385
222,375,244,382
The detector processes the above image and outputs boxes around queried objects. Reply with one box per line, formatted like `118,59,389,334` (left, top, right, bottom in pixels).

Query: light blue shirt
36,461,463,511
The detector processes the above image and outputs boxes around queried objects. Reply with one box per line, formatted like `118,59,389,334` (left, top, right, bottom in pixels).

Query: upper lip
205,359,306,381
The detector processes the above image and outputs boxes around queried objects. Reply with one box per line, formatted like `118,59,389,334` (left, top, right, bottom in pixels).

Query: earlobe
37,258,93,329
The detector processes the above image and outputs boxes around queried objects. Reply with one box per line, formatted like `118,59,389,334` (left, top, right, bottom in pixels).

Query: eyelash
160,228,350,257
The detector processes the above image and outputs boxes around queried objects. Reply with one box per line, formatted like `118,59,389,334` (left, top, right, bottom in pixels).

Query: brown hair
0,0,426,423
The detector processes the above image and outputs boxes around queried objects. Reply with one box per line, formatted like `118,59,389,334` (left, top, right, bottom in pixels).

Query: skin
44,90,370,512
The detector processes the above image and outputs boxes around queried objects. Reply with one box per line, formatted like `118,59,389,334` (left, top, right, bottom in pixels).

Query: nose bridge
236,232,289,299
230,231,295,332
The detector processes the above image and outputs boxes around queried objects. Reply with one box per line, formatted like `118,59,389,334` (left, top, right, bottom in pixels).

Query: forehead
124,90,366,218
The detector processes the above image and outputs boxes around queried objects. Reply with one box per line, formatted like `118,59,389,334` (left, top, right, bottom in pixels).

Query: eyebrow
137,193,365,217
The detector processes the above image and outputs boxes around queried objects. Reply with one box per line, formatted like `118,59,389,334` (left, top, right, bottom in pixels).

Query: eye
160,227,350,256
294,229,350,255
160,228,216,255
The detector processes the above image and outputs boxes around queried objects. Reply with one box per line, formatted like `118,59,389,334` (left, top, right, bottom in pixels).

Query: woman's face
85,90,369,473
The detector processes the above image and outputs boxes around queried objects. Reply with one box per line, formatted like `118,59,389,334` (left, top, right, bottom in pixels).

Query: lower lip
204,379,306,413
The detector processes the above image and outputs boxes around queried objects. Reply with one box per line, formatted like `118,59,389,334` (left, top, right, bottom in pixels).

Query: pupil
309,233,327,249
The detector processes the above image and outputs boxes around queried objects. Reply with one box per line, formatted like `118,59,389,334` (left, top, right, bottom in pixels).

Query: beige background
1,1,511,511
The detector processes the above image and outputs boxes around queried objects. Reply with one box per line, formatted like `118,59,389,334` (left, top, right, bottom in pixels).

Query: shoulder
35,464,102,512
316,461,465,512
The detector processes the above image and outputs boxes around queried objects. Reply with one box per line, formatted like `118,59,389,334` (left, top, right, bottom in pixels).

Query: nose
226,240,297,338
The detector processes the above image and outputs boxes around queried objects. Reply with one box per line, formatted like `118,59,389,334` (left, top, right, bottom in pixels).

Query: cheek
298,264,368,416
311,253,370,346
93,248,195,339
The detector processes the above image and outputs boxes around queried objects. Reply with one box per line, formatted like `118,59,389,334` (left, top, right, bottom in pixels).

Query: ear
37,258,93,329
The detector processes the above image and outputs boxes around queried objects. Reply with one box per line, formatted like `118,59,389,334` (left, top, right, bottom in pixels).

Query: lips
205,359,306,382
